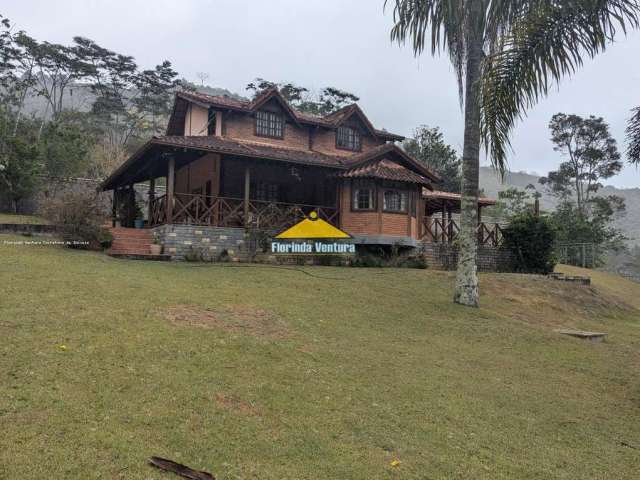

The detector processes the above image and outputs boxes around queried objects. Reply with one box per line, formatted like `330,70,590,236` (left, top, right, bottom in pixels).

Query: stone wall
153,224,248,261
421,242,515,272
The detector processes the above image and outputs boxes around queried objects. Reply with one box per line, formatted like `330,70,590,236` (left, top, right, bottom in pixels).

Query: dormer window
255,110,284,139
336,126,362,151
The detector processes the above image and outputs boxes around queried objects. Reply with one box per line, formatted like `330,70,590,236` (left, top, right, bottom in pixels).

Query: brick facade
183,99,387,158
339,180,420,240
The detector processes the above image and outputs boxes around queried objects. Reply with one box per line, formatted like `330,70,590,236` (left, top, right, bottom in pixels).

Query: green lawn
1,234,639,479
0,212,49,224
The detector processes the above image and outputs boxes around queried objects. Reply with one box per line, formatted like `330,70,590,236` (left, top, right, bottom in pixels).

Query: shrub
43,191,111,250
502,213,557,274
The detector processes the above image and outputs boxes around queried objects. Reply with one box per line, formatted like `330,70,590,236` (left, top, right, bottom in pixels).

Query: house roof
167,90,405,141
100,136,439,191
340,158,432,185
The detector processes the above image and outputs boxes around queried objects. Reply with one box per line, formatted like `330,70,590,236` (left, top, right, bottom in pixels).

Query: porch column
243,165,251,228
112,188,118,227
167,156,175,224
446,202,453,244
126,184,134,227
147,177,155,226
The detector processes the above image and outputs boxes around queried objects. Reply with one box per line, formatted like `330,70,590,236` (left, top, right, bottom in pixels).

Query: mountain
479,166,640,246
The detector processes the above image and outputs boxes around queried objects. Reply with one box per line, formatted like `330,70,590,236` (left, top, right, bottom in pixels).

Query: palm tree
628,106,640,163
387,0,639,307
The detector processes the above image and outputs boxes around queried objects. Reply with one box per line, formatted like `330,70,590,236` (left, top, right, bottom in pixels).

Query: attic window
255,110,284,139
336,126,362,151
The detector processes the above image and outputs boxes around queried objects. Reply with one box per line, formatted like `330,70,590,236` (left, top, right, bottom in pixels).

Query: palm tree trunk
453,5,483,308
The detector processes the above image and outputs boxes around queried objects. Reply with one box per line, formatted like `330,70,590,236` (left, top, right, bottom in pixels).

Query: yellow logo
275,211,351,239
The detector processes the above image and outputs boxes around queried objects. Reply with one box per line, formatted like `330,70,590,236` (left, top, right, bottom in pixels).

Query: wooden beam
243,165,251,228
167,156,175,224
112,188,118,227
147,177,155,225
377,182,383,235
406,190,413,237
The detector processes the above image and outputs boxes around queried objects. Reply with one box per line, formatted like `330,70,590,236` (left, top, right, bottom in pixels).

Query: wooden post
336,181,343,229
126,184,134,228
147,177,155,226
243,165,251,228
112,189,118,227
406,191,413,237
446,203,453,243
377,183,384,234
167,156,175,224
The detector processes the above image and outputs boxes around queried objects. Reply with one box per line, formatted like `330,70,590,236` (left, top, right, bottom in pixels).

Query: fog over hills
480,166,640,247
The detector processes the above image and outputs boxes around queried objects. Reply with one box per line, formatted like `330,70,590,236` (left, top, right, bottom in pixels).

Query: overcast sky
5,0,640,188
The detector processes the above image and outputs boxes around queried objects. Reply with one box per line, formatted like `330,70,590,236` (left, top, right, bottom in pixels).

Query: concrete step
107,252,170,261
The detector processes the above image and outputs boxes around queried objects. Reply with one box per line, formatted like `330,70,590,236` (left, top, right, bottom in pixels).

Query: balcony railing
421,217,505,247
149,193,338,232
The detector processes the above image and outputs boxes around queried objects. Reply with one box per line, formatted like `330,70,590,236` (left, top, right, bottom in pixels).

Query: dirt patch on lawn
482,274,636,329
215,393,261,416
162,304,289,340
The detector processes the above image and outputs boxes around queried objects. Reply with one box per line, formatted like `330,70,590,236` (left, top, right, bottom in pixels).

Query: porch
104,137,340,234
420,190,504,247
148,193,338,232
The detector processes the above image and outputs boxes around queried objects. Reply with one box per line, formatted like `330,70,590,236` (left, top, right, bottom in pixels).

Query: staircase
107,227,170,261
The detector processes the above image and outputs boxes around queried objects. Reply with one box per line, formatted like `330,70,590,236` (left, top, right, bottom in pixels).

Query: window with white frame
353,183,375,210
255,110,284,138
383,189,408,213
336,126,362,151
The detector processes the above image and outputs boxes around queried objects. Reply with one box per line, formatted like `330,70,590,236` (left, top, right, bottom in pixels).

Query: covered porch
102,138,340,234
421,190,504,247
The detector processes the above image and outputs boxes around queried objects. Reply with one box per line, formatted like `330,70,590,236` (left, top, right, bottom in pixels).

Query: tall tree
627,106,640,163
246,78,360,115
14,33,87,119
388,0,639,307
403,125,461,192
0,120,42,213
540,113,622,215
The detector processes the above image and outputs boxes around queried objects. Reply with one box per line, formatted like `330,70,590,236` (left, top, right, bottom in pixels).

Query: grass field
0,213,49,224
1,234,639,479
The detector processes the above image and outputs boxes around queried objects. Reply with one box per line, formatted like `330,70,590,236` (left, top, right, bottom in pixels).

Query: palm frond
387,0,467,104
627,106,640,163
480,0,640,175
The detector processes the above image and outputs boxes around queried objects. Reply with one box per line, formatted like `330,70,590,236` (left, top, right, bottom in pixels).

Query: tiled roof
340,159,431,185
173,90,404,141
423,189,497,205
154,135,349,168
342,143,441,182
101,136,439,191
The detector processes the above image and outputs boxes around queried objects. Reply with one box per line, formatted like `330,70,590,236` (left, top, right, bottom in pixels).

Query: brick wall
153,224,247,261
312,129,384,157
224,111,311,151
339,181,418,238
421,242,515,272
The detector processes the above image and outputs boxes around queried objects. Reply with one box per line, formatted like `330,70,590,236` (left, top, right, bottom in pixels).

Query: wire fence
554,242,599,268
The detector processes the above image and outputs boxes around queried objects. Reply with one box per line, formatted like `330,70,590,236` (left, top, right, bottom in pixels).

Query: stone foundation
421,242,515,272
152,225,248,261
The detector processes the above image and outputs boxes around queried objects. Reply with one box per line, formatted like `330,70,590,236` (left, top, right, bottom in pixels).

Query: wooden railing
149,193,338,231
421,218,505,247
